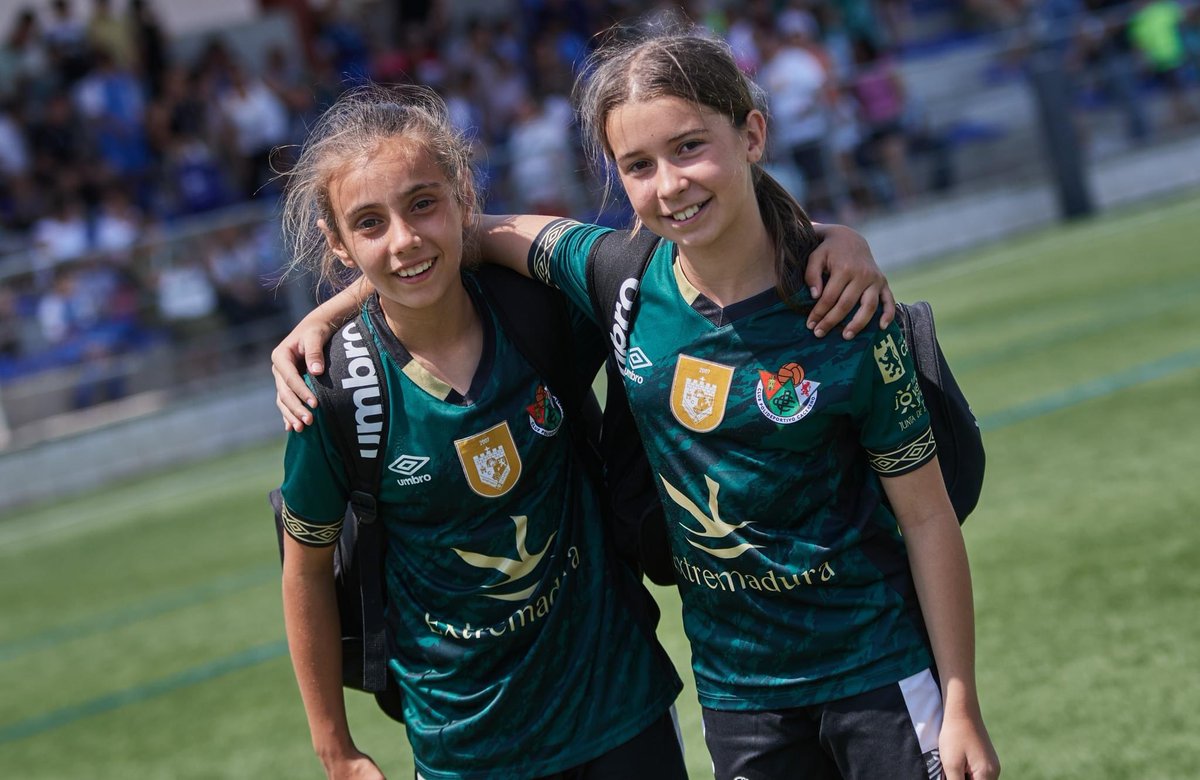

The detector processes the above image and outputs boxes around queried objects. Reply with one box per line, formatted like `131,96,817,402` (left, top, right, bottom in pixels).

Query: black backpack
269,265,624,724
584,229,985,525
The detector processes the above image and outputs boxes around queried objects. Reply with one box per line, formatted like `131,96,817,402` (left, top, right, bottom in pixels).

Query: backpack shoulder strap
581,229,676,586
309,309,391,692
310,310,390,516
585,228,660,356
473,264,593,419
895,301,986,524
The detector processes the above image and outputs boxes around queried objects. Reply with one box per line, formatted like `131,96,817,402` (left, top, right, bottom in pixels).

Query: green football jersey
281,276,680,778
532,221,936,711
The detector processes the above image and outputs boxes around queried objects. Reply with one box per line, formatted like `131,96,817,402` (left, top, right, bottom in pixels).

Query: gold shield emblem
670,355,735,433
455,421,523,498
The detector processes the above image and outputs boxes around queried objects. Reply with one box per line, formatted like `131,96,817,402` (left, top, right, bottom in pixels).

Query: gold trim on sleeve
281,502,342,546
868,427,937,475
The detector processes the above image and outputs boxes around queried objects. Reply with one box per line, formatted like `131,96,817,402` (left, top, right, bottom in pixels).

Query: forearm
309,277,370,335
904,511,981,718
477,214,563,275
884,462,981,717
282,542,356,761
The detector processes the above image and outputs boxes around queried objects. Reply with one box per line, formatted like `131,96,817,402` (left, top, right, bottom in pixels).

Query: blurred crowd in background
0,0,1198,423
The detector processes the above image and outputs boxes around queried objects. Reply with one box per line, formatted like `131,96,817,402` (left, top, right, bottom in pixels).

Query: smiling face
606,96,767,262
321,135,468,319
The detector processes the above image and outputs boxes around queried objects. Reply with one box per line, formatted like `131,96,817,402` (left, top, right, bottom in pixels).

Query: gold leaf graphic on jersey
670,355,735,433
660,473,760,559
455,421,523,498
453,515,556,601
874,334,906,384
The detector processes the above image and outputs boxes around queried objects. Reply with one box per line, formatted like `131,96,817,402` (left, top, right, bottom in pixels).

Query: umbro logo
627,347,653,371
389,454,431,485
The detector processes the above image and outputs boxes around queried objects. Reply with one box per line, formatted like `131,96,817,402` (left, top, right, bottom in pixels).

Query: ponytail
753,167,818,305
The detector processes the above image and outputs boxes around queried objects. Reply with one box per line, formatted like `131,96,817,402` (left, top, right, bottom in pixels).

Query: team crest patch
526,384,563,436
670,355,735,433
756,362,820,424
874,334,906,384
455,421,522,498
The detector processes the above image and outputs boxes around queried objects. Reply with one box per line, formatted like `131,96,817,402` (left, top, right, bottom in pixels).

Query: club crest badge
455,421,522,498
756,362,820,424
526,384,563,437
874,334,906,384
670,355,735,433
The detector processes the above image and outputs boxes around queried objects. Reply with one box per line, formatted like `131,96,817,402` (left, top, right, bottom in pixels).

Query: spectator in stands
723,1,771,72
154,254,224,380
312,0,371,86
262,44,314,140
205,224,279,340
93,186,144,255
1081,0,1151,142
86,0,136,69
43,0,91,85
506,92,585,216
35,264,127,407
0,99,38,233
28,93,90,192
756,14,844,219
1,7,50,100
1129,0,1197,125
217,61,291,199
127,0,169,99
813,3,860,84
481,53,531,143
32,193,90,277
850,36,915,205
0,100,30,181
161,134,232,217
72,49,151,186
37,266,88,349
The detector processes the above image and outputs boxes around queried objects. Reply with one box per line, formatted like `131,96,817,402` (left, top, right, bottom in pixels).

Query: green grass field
2,191,1198,779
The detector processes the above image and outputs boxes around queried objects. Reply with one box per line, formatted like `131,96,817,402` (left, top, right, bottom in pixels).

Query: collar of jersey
365,280,495,405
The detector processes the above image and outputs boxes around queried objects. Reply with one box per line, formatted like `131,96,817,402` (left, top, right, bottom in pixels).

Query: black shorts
415,708,686,780
702,669,944,780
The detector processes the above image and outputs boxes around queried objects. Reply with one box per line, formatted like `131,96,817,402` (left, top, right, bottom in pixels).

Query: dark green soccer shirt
281,276,680,778
532,221,935,711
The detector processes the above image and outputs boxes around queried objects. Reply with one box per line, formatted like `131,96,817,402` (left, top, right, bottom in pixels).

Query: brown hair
278,83,479,293
574,24,817,301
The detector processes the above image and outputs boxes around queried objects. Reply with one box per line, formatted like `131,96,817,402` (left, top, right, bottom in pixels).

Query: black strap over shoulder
582,229,676,587
474,264,596,419
310,311,391,694
895,301,986,523
585,228,661,366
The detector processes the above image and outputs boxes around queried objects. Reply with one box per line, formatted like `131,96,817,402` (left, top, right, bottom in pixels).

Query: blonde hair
574,24,817,301
279,83,479,292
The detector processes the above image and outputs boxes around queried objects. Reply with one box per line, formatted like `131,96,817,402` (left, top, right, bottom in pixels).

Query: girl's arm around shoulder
473,217,897,334
271,214,561,430
807,223,896,339
476,214,569,275
272,278,370,432
880,460,1001,780
272,219,893,430
281,534,386,779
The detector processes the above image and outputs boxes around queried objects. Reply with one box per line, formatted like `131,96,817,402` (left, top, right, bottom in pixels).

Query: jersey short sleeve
851,321,937,477
525,219,613,322
279,379,351,546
